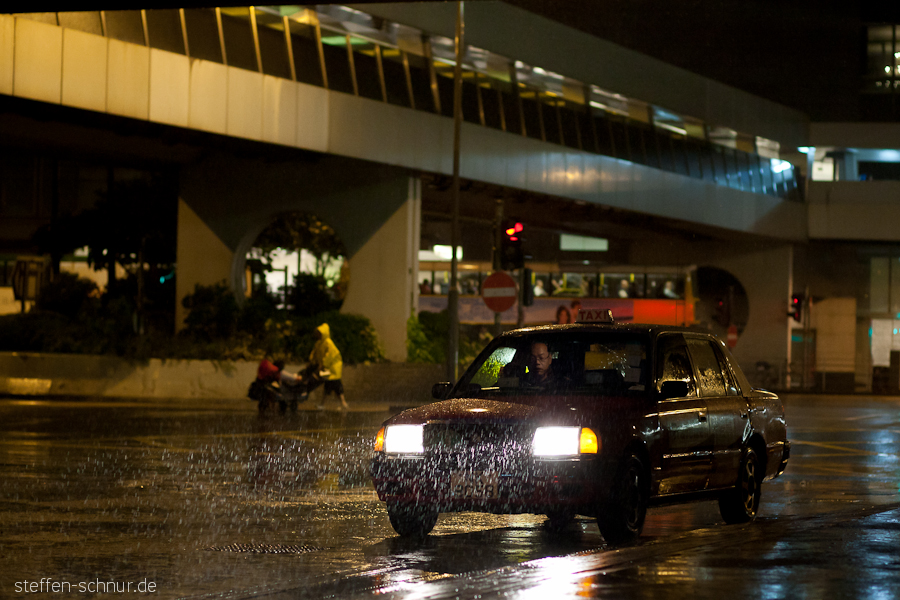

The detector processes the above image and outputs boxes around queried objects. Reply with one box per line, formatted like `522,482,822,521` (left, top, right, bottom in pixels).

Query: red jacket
257,359,281,383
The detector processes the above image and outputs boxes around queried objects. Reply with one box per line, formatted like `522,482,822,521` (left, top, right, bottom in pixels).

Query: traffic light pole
802,284,810,390
517,268,526,327
493,198,503,338
446,1,464,383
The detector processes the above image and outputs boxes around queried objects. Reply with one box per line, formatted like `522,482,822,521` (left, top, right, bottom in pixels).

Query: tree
253,212,346,283
82,178,178,280
32,176,178,332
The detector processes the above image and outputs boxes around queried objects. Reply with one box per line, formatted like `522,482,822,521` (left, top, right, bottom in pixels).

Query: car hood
386,397,540,425
384,394,638,426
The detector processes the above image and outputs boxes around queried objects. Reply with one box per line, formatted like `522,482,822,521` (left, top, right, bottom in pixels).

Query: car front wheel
545,510,575,533
597,453,648,544
718,446,761,524
386,502,438,538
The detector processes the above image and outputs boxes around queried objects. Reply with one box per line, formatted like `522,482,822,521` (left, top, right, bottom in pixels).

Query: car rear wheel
718,446,761,524
386,502,438,538
597,453,648,544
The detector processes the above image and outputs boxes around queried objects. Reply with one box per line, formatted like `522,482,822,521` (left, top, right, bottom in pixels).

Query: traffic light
789,293,804,322
521,268,534,306
712,296,730,327
500,220,525,270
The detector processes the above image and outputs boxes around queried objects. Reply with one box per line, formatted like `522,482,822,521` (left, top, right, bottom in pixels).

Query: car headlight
532,426,600,456
382,424,425,454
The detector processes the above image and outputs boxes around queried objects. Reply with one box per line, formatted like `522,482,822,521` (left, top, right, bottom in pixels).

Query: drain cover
205,543,323,554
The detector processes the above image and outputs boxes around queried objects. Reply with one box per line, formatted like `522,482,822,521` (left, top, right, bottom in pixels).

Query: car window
712,342,740,395
658,345,696,395
456,332,650,397
717,342,748,394
687,338,727,397
469,346,517,389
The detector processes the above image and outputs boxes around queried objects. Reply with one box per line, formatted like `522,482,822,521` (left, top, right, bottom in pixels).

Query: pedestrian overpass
0,4,809,365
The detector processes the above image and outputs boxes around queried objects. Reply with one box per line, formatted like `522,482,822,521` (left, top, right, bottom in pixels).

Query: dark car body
371,321,790,541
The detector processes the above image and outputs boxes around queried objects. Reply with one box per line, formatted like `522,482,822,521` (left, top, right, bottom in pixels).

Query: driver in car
525,341,559,388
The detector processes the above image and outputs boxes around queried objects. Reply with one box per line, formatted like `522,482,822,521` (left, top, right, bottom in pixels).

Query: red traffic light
789,293,804,322
504,222,523,240
499,220,525,269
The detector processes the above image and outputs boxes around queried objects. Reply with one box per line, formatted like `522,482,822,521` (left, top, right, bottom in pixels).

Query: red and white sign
726,324,739,348
482,271,517,313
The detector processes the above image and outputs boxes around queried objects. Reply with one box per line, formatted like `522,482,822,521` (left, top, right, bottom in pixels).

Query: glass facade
14,6,800,201
863,24,900,120
866,24,900,92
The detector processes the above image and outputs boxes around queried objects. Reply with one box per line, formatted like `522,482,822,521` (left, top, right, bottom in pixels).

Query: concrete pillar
712,245,793,379
828,150,858,182
175,198,235,330
629,237,793,380
341,178,421,362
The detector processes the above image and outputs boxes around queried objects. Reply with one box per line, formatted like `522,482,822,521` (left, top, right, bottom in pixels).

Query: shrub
238,292,280,337
0,311,77,353
35,272,99,319
0,281,385,365
179,284,384,365
407,311,445,364
288,273,341,317
406,310,486,367
407,312,439,363
289,311,385,365
181,282,239,342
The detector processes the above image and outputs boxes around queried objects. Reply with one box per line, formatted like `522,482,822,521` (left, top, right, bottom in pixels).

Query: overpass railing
18,6,801,200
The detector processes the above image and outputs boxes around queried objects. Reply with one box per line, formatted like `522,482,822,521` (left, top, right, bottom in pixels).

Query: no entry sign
482,271,517,313
727,324,738,348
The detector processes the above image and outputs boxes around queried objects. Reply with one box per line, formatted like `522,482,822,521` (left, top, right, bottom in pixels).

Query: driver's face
531,343,552,376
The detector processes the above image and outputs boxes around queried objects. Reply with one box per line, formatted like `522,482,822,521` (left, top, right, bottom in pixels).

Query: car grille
423,422,532,472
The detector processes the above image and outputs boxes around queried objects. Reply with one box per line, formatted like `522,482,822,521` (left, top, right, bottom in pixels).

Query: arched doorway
695,266,749,339
243,211,347,317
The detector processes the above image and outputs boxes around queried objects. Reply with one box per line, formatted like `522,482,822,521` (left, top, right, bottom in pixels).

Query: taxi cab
371,310,790,542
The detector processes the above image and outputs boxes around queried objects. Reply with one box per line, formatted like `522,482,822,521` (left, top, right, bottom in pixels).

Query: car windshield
453,331,650,399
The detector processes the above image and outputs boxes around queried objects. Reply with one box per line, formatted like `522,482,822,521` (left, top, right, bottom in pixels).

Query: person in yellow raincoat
304,323,349,410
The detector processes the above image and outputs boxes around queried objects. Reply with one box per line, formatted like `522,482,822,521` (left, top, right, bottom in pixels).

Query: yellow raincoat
310,323,342,380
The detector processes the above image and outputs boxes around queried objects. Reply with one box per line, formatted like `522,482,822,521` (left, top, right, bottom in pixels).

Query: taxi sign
576,308,615,323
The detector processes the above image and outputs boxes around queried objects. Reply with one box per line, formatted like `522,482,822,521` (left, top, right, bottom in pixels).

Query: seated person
661,280,679,299
523,342,572,389
495,342,574,391
257,358,303,386
251,358,304,413
526,342,555,387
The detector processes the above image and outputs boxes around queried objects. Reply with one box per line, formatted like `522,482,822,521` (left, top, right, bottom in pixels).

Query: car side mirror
432,382,453,400
659,380,690,399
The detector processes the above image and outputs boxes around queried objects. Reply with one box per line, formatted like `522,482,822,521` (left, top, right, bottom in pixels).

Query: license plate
450,471,499,499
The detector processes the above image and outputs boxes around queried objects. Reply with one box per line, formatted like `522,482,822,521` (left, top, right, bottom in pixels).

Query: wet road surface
1,393,898,599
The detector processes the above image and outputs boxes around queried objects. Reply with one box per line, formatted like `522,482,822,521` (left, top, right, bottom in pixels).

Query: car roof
497,322,715,340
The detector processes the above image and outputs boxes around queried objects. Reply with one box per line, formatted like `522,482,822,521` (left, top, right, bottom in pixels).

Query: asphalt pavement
1,392,899,599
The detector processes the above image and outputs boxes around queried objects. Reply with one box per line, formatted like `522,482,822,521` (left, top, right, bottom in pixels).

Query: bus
417,262,696,326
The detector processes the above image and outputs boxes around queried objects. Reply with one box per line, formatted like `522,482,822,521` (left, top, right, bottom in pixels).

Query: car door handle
698,410,708,422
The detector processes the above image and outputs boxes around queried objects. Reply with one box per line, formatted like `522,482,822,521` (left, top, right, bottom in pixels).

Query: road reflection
245,410,375,493
2,393,899,599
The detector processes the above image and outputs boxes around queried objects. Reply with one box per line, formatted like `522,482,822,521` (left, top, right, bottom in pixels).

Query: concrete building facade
1,4,897,390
